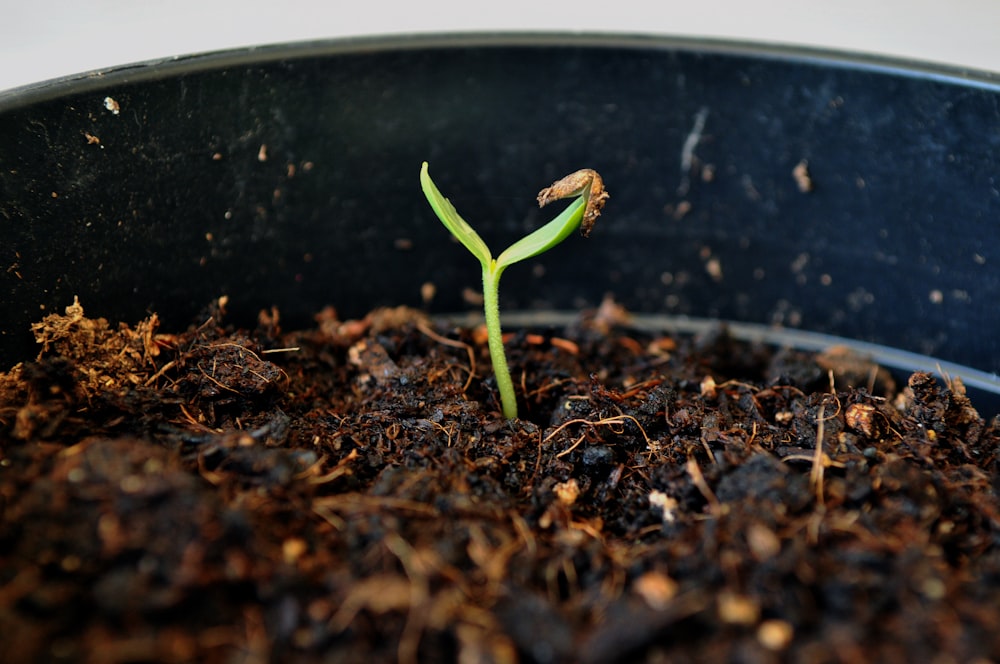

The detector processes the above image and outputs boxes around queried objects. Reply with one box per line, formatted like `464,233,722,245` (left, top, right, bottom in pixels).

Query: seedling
420,161,609,419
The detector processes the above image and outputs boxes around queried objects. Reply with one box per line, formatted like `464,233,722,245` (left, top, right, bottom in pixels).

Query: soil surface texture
2,297,999,663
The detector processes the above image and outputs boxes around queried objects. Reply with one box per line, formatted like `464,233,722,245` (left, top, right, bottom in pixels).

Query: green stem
482,261,518,419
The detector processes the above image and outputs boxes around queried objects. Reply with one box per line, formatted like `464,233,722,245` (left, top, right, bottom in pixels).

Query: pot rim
3,32,999,109
459,310,1000,399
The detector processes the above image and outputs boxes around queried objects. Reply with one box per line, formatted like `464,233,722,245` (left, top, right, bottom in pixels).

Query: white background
2,0,1000,92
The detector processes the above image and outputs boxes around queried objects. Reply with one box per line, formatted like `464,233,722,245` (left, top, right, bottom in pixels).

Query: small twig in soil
529,428,545,491
197,363,241,394
427,419,456,447
745,421,759,450
311,494,440,526
383,533,430,664
618,377,665,400
524,377,576,400
178,403,219,433
416,321,476,394
686,456,721,516
555,432,589,458
202,341,260,358
545,414,651,458
811,403,827,505
510,511,538,558
549,337,580,355
143,359,177,386
302,449,360,485
699,431,716,462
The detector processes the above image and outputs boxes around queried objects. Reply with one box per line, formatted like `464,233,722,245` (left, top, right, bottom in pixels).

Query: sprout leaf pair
420,161,608,419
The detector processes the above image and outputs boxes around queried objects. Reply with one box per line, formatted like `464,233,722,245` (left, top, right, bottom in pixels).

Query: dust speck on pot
103,96,120,115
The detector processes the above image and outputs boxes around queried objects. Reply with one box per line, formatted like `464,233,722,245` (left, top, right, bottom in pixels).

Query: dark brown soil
2,297,1000,663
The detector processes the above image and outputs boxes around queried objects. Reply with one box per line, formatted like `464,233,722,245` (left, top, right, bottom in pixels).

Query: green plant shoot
420,161,609,419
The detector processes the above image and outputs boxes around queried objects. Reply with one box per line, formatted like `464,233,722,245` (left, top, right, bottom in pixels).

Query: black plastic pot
2,35,998,409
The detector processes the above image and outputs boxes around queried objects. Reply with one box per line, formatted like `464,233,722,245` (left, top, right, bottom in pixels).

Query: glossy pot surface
2,35,998,396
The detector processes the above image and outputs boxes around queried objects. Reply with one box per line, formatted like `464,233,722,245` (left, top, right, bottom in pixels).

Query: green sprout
420,161,609,419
